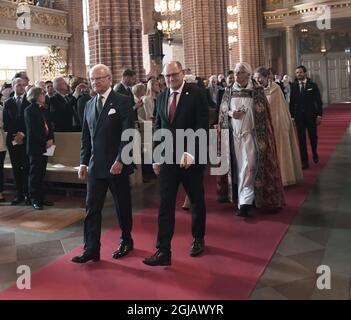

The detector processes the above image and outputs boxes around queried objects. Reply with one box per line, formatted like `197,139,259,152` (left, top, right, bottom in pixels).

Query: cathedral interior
0,0,351,302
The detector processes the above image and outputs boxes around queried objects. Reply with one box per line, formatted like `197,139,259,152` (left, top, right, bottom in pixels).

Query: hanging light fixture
154,0,182,45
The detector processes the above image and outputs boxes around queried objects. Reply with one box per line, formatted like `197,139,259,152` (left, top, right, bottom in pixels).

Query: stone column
286,25,297,79
237,0,264,68
66,0,86,77
50,0,85,77
88,0,145,82
181,0,229,78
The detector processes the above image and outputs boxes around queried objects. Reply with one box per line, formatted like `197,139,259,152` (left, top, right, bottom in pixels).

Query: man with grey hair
72,64,135,264
3,78,31,205
49,77,83,132
217,62,285,217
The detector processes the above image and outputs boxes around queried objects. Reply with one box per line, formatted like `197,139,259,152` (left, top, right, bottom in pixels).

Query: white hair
89,64,112,78
234,62,253,76
53,77,66,90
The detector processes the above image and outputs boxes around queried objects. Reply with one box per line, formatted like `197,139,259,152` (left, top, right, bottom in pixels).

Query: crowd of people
0,61,323,265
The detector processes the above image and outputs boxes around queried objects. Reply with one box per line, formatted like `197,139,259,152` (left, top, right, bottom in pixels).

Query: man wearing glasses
143,61,209,266
72,64,135,263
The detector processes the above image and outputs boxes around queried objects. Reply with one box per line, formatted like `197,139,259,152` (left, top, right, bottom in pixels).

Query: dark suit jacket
49,93,79,132
289,79,323,121
114,82,137,121
77,94,92,128
114,83,133,100
3,95,30,147
24,103,54,156
80,90,134,179
154,82,209,166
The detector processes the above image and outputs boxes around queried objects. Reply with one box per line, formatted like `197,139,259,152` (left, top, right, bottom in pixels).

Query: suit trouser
28,154,48,203
7,144,29,198
296,117,317,164
84,173,133,254
0,151,5,193
157,165,206,253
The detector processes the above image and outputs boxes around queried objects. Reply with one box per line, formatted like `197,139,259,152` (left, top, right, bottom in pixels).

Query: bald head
163,61,184,90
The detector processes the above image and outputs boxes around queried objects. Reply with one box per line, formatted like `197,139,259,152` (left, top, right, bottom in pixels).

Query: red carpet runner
1,104,350,300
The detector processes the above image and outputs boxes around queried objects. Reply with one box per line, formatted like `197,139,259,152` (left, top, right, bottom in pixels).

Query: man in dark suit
24,87,54,210
143,61,209,266
72,64,135,264
3,78,31,205
49,77,81,132
113,69,143,121
290,65,323,170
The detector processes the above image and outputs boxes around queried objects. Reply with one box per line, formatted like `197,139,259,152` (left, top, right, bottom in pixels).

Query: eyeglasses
165,72,182,79
89,75,109,82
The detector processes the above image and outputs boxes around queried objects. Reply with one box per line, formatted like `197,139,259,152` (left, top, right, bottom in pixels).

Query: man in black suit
143,61,209,266
24,87,54,210
72,64,135,264
290,65,323,170
3,78,31,205
113,69,143,121
49,77,81,132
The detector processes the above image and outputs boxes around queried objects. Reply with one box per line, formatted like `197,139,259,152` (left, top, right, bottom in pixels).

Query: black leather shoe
71,252,100,263
112,242,133,259
42,200,54,206
143,250,171,266
235,205,250,217
32,201,43,210
11,197,24,205
24,197,32,206
302,162,309,170
313,154,319,164
190,239,205,257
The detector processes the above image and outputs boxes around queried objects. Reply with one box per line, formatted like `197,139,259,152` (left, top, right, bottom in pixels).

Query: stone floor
0,126,350,299
251,125,351,300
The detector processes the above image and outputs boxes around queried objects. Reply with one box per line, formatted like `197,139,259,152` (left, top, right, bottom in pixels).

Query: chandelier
154,0,182,45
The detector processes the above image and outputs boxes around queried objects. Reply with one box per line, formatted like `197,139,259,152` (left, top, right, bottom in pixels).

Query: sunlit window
82,0,90,66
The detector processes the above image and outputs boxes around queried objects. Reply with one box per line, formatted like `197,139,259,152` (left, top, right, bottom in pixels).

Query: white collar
170,81,185,96
14,94,24,100
98,87,112,101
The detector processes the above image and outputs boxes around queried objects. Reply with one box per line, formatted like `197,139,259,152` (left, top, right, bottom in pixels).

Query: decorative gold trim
0,27,71,41
264,0,351,28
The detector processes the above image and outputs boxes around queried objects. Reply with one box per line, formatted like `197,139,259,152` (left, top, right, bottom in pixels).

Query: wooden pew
4,132,143,187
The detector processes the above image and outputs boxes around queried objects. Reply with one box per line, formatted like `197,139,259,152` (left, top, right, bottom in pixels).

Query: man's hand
180,153,194,169
134,99,143,110
78,165,88,181
74,83,88,97
46,139,53,149
232,111,244,119
13,132,24,145
153,163,160,176
316,117,322,126
110,161,123,175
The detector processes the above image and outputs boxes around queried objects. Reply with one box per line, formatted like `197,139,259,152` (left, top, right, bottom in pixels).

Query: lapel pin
186,92,189,95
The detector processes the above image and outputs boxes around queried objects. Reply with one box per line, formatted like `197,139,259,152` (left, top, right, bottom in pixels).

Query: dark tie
96,95,103,118
16,96,22,116
168,92,179,123
127,87,133,100
299,82,305,94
